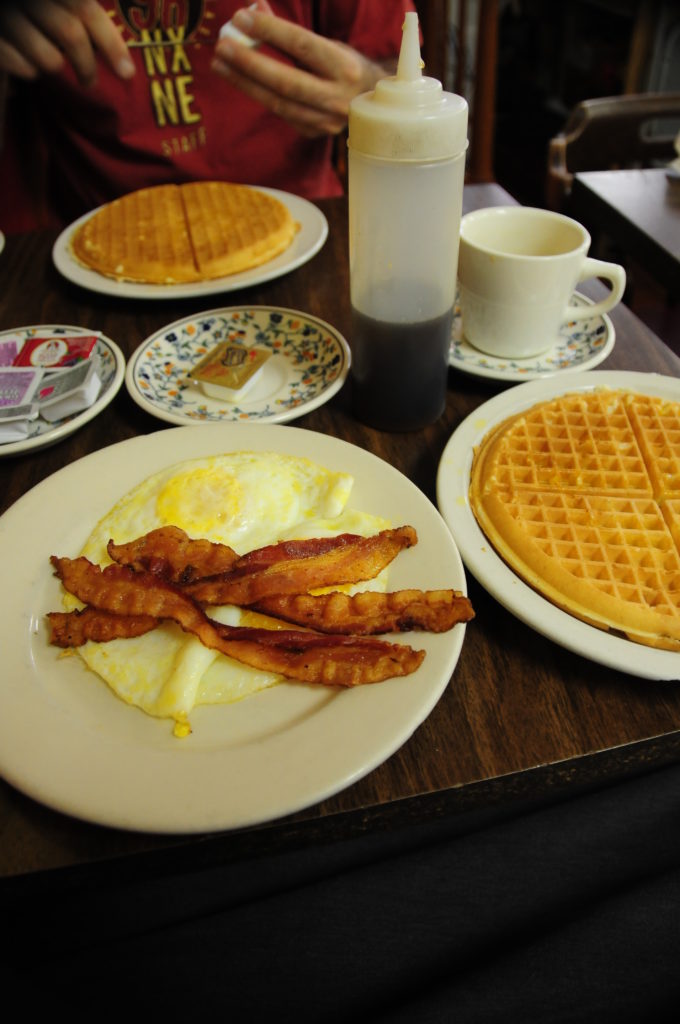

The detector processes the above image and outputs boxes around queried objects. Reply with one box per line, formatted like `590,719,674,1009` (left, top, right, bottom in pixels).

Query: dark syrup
350,307,452,431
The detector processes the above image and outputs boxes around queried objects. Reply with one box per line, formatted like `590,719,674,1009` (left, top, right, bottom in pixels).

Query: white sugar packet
36,360,101,422
219,4,260,47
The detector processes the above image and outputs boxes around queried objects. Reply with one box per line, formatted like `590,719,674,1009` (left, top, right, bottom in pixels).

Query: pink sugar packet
0,338,20,366
0,367,43,409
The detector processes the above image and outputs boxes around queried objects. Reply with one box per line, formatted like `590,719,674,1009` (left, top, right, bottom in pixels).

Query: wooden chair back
547,92,680,209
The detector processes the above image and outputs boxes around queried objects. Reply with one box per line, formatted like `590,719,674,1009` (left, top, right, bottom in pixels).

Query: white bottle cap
349,12,468,161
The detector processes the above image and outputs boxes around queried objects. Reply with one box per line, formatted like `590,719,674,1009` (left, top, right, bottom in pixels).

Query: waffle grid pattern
180,182,295,278
627,395,680,499
493,393,651,495
499,490,680,618
71,182,295,284
471,389,680,649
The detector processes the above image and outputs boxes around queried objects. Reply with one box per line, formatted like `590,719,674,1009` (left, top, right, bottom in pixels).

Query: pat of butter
187,342,271,401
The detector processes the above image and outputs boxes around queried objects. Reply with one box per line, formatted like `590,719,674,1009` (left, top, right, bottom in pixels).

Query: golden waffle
470,388,680,650
71,184,197,284
180,181,297,278
70,181,297,284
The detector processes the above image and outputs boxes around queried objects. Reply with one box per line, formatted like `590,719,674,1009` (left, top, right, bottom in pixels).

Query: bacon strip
46,585,474,646
107,525,239,584
47,607,158,646
50,557,425,686
253,588,475,634
183,527,417,605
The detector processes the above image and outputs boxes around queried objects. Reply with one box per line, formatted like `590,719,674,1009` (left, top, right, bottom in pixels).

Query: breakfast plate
449,292,614,382
52,188,328,299
0,422,469,833
0,324,125,457
125,306,350,425
437,370,679,680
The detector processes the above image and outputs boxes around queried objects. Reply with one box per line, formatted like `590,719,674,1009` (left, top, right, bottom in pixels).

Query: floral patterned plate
449,291,615,382
0,325,125,457
125,306,351,425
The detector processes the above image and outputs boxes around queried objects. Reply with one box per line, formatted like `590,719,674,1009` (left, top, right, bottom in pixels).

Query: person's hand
0,0,135,87
212,3,389,137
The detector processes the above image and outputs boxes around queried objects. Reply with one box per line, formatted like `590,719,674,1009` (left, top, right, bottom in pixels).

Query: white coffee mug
457,206,626,358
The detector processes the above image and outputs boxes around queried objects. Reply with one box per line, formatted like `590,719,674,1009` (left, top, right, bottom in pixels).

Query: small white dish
0,231,5,255
0,325,125,457
437,370,680,681
0,422,469,833
125,306,350,425
449,291,614,382
52,187,328,300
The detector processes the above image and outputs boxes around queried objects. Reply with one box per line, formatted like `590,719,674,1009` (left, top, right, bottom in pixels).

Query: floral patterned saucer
125,306,350,425
449,292,615,383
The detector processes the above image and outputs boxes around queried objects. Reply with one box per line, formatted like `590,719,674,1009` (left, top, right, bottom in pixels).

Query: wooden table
571,168,680,295
2,182,680,886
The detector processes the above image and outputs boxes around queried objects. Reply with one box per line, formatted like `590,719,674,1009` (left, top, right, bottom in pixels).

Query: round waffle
470,389,680,650
70,181,297,284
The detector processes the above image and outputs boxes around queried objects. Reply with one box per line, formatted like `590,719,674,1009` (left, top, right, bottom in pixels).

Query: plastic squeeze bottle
347,12,468,431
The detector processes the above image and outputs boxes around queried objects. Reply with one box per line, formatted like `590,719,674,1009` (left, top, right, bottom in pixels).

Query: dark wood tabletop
571,168,680,295
2,182,680,885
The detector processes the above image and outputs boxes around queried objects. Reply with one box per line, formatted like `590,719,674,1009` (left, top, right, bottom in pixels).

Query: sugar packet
0,338,20,366
219,4,260,47
36,360,102,422
13,333,99,369
0,367,43,410
0,368,41,443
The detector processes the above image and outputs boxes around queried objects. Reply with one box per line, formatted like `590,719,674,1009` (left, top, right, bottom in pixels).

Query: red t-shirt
1,0,414,233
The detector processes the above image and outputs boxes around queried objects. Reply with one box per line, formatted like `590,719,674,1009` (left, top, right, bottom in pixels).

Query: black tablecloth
4,763,680,1021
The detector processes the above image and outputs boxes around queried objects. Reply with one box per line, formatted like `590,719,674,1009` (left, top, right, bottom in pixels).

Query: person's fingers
215,36,352,115
23,0,99,84
74,0,135,79
230,6,362,83
0,36,41,79
0,1,134,85
0,4,66,77
211,56,346,136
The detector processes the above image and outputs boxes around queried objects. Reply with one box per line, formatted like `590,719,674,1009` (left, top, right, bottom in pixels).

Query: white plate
0,324,125,457
437,370,680,681
0,423,469,833
0,231,5,255
52,188,328,299
125,306,350,425
449,292,614,382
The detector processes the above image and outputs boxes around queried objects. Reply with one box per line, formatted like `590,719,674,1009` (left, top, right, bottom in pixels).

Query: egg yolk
156,468,242,537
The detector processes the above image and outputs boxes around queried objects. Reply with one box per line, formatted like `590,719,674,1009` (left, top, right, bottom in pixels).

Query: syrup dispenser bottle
348,11,468,431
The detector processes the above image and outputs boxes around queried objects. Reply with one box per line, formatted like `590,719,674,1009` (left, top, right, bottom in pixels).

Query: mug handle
564,257,627,321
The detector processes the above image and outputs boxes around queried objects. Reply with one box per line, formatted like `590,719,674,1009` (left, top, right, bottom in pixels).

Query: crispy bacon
183,527,417,606
107,525,239,584
47,607,157,646
253,588,475,634
50,557,425,686
46,585,474,646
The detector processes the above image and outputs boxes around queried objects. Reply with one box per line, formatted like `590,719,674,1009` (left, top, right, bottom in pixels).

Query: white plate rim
0,422,469,833
125,305,351,426
449,292,615,382
52,188,328,299
0,324,125,457
436,369,680,681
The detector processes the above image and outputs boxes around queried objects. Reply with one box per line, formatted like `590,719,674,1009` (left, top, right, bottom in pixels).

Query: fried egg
65,452,390,734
